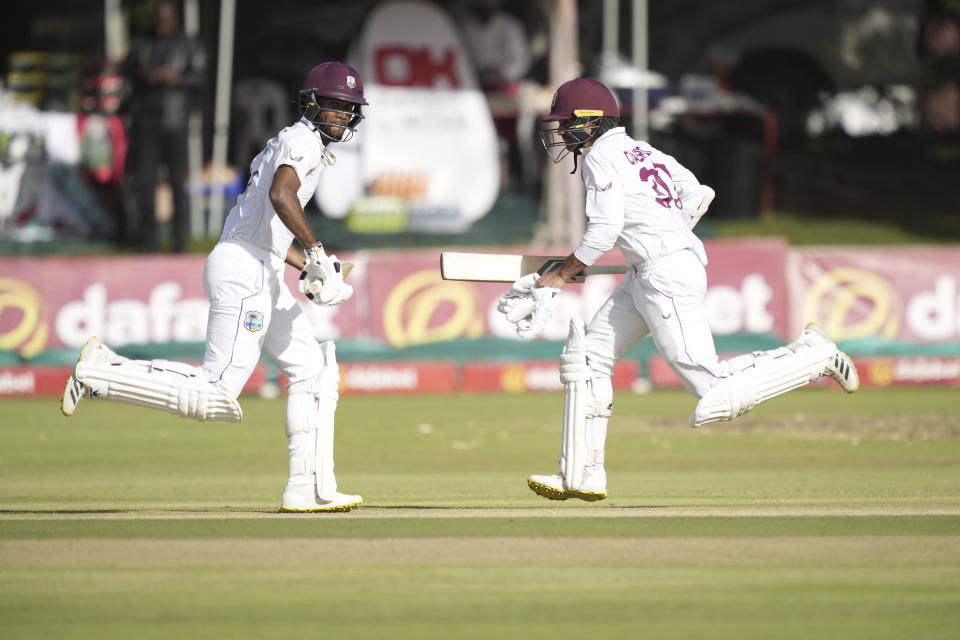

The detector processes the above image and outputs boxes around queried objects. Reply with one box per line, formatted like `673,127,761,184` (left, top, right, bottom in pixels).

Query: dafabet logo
0,278,48,358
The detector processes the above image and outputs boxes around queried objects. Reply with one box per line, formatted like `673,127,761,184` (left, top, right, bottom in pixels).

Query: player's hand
497,273,560,340
496,272,539,320
685,184,715,230
299,247,353,305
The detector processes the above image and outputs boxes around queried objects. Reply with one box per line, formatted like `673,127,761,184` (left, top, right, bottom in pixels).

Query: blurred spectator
458,0,533,192
123,0,205,252
918,0,960,132
460,0,530,95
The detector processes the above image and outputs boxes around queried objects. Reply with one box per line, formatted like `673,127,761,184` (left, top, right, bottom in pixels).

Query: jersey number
624,147,681,210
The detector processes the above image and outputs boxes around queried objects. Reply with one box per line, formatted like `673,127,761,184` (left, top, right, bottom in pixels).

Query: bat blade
440,252,626,283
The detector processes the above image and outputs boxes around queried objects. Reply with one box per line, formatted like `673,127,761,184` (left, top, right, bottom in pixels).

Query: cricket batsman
61,62,366,513
497,77,861,502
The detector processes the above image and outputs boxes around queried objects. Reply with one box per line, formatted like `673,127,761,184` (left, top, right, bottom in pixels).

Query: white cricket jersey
219,118,333,261
574,127,708,268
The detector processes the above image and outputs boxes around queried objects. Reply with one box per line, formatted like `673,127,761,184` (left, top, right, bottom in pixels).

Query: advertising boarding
314,0,500,233
788,247,960,343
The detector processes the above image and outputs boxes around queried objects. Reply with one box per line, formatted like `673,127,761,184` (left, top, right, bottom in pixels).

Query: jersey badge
243,310,265,332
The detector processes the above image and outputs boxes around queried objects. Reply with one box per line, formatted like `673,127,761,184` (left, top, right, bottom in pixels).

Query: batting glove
496,273,560,340
299,246,354,305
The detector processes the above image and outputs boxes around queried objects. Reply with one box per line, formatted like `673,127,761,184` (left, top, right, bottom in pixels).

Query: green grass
1,389,959,639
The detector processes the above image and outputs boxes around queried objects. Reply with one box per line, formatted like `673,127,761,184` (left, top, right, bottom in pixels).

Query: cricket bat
440,252,627,284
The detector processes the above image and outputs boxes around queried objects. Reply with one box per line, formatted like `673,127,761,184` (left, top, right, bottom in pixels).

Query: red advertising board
0,242,790,360
788,247,960,343
0,253,364,358
461,360,638,393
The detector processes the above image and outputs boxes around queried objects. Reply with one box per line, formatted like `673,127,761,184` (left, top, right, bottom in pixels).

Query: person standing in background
123,0,206,252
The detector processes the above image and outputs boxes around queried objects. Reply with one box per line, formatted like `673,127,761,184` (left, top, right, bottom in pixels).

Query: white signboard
315,0,500,233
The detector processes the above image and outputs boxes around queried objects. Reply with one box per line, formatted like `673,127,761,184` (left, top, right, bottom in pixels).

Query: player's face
540,116,599,163
316,97,361,142
559,117,582,150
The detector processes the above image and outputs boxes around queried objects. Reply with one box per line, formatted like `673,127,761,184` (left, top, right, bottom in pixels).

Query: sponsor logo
805,268,960,342
346,75,357,88
0,370,36,394
804,267,900,340
55,282,207,348
0,278,48,358
343,365,418,391
498,364,563,393
383,270,483,347
703,274,776,335
372,47,461,88
867,359,896,387
243,311,264,332
866,357,960,386
892,357,960,382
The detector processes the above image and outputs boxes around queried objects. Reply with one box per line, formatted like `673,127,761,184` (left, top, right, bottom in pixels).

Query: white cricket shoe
528,465,607,502
279,485,363,513
800,323,860,392
825,351,860,392
61,337,118,416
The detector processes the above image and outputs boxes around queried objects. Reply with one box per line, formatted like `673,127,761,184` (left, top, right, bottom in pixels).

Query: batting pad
690,341,835,427
559,320,592,491
75,359,242,422
285,341,340,501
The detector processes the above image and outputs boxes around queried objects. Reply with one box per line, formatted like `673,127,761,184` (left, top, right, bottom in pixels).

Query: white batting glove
496,272,540,320
496,273,560,340
299,246,353,305
514,287,560,340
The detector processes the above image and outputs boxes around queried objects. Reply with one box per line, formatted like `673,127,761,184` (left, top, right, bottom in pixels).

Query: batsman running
61,62,366,512
500,77,860,502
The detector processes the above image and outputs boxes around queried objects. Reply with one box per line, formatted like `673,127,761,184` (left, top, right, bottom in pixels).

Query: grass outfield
1,388,958,639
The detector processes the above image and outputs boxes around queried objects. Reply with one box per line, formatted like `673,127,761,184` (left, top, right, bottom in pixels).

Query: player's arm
537,254,588,289
284,243,307,270
542,156,623,290
270,163,351,305
269,164,320,251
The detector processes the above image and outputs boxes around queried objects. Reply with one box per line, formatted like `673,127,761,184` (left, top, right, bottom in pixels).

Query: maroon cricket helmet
542,77,619,122
302,61,368,106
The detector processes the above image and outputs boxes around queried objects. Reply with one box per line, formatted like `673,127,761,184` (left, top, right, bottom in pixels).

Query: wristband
307,241,324,251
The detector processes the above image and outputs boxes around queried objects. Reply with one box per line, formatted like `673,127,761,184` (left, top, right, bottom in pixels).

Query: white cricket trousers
199,240,324,398
584,248,740,398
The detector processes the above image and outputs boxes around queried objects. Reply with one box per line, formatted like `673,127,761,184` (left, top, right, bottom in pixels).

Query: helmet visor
539,113,602,163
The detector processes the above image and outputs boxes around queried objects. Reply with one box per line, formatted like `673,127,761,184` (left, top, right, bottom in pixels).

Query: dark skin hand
538,254,588,289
